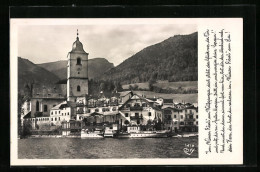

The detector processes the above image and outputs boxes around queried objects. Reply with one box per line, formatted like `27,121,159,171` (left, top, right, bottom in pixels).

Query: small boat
172,133,198,138
115,126,174,138
129,130,171,138
81,129,104,138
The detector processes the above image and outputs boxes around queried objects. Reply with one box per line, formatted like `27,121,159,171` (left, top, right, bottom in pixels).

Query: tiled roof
51,101,73,110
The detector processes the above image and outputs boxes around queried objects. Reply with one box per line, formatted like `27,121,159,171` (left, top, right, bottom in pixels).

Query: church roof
71,30,87,53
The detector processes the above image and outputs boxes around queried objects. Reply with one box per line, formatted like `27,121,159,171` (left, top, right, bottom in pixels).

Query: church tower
67,30,88,101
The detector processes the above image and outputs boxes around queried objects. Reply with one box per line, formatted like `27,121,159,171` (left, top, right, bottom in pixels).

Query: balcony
77,109,85,114
120,107,130,111
184,118,195,122
87,104,96,108
130,107,143,111
130,116,143,120
109,102,118,106
76,102,85,107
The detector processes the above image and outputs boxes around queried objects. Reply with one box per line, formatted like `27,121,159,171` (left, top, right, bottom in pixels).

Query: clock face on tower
77,67,81,71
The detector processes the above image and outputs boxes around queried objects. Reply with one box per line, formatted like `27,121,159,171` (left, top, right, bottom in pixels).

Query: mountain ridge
100,32,198,84
18,57,60,93
38,58,114,80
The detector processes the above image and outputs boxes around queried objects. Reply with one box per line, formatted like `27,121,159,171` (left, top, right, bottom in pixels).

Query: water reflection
18,137,198,159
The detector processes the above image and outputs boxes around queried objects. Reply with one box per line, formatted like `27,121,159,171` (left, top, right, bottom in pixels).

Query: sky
18,24,197,66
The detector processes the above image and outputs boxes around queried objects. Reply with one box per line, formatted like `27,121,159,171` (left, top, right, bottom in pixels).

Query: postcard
10,18,243,165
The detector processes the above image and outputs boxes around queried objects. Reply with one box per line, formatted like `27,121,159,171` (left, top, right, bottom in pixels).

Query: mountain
100,32,198,84
18,57,60,92
38,58,114,80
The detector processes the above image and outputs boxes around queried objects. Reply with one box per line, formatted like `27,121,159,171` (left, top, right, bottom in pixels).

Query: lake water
18,137,198,159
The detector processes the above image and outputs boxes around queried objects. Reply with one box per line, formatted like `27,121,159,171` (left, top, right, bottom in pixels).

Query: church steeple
67,30,89,101
71,29,85,53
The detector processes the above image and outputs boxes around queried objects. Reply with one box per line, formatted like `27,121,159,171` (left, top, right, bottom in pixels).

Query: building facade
50,101,73,126
162,104,198,132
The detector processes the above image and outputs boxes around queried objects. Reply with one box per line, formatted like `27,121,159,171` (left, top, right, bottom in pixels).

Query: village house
119,94,163,126
162,104,198,132
49,101,75,126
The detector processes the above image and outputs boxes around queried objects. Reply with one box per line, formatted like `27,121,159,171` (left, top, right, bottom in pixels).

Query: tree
21,120,32,137
148,79,156,91
99,82,105,91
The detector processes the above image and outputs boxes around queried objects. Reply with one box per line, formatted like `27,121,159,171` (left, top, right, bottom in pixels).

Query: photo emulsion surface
16,22,199,159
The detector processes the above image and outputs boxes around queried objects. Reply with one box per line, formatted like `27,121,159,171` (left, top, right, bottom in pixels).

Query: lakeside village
20,31,198,139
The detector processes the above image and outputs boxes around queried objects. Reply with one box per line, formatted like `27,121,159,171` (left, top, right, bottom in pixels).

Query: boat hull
129,132,169,138
116,131,172,138
81,131,103,138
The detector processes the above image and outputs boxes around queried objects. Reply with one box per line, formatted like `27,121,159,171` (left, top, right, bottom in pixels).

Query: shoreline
19,132,198,139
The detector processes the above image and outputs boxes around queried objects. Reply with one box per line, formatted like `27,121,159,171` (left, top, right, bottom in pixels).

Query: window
51,118,53,121
51,112,53,115
181,115,183,119
125,113,128,117
36,101,39,111
77,57,81,65
59,111,60,114
174,115,177,118
59,117,60,121
148,112,151,116
134,103,140,107
180,122,184,125
62,113,63,116
44,105,47,112
68,112,69,116
190,110,192,113
196,121,198,125
196,115,198,119
53,105,56,107
55,118,57,121
77,85,81,92
55,111,57,114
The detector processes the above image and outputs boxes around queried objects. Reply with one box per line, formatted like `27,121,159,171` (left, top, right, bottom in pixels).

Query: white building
50,101,73,126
